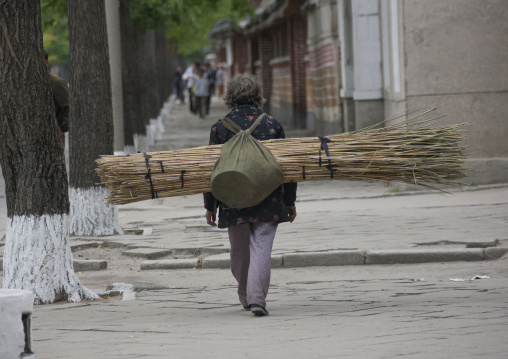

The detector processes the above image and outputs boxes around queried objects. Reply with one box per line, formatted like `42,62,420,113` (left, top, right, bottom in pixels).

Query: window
273,24,288,58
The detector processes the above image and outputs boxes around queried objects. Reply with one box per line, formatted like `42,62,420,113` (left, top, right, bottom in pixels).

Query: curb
200,253,284,269
283,250,364,267
1,248,506,273
122,248,172,259
73,260,107,271
366,248,484,265
140,258,198,270
0,258,108,272
139,247,508,270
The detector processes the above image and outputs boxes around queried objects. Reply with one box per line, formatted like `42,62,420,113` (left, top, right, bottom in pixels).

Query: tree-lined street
2,95,507,357
1,1,508,358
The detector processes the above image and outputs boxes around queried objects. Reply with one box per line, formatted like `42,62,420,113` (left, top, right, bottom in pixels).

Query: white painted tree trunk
69,187,123,236
2,214,97,303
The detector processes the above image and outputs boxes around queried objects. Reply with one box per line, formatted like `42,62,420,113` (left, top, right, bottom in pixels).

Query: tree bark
105,0,125,153
69,0,113,189
68,0,122,236
0,0,96,303
119,0,148,149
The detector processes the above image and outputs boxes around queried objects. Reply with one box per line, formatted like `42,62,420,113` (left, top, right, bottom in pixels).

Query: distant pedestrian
173,65,185,104
204,74,297,317
194,68,209,118
182,62,198,114
204,63,215,114
215,65,225,98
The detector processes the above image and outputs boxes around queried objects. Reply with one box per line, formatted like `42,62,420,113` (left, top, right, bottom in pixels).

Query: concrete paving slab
271,254,283,268
128,281,171,292
140,258,198,270
98,281,171,298
69,240,101,251
365,248,485,265
283,250,365,267
169,247,229,256
122,248,172,259
100,238,156,249
123,227,153,235
484,247,508,260
201,253,230,269
99,234,160,242
465,239,501,248
73,260,107,271
201,253,284,269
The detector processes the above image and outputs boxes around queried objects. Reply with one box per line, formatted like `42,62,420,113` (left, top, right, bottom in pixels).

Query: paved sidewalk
76,96,508,269
1,96,507,270
2,96,508,359
31,260,508,359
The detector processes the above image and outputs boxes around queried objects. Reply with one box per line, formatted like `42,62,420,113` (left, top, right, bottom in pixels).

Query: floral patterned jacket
204,105,297,228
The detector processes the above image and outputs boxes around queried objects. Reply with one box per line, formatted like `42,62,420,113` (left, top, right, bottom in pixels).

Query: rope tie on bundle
143,152,157,199
318,136,337,179
180,170,186,188
158,161,165,173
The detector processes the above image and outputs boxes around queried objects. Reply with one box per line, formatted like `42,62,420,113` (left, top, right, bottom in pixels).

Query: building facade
339,0,508,184
211,0,343,132
212,0,508,184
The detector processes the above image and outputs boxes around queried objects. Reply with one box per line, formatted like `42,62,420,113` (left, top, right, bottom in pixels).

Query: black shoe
250,304,269,316
243,305,251,311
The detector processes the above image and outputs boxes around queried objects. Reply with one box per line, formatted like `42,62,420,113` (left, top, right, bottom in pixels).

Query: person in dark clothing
203,63,215,114
43,50,69,134
204,74,297,317
173,65,185,104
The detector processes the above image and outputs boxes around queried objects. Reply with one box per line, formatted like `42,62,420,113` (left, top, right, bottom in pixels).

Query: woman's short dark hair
223,73,265,108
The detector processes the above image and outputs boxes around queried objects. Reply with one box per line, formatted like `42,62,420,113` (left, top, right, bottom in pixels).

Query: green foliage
38,0,252,63
129,0,252,59
41,0,69,65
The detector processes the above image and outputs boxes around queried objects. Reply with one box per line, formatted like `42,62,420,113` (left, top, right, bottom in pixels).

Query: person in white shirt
193,68,210,118
182,62,198,114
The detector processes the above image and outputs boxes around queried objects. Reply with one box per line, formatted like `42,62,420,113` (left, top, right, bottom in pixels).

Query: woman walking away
204,74,297,317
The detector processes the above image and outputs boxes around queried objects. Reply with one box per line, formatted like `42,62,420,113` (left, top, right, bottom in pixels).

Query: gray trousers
228,221,278,308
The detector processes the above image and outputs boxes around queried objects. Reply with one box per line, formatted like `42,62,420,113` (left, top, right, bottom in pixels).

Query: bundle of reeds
97,106,468,205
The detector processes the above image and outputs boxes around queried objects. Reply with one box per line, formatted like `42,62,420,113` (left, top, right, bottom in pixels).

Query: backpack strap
219,117,242,133
246,113,266,135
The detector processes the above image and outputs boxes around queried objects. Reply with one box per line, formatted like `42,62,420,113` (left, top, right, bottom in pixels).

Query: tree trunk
0,0,96,303
155,29,172,107
119,0,148,150
105,0,125,153
119,1,177,153
68,0,122,236
144,31,160,121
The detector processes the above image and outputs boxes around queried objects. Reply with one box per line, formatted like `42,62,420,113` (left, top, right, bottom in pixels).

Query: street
32,260,508,359
1,96,508,358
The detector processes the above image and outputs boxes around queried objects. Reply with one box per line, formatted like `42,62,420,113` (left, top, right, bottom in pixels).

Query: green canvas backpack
210,113,284,209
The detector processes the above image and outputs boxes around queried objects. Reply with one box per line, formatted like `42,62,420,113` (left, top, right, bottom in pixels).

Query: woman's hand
287,206,297,223
206,210,217,227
